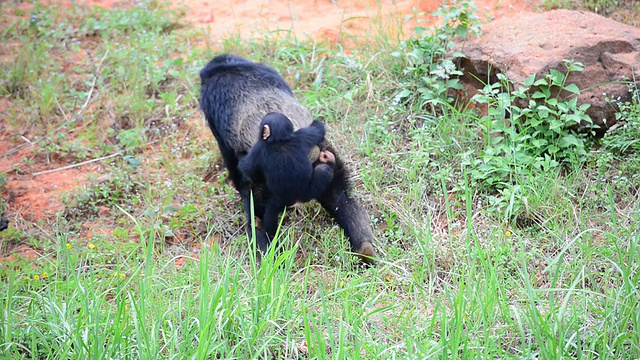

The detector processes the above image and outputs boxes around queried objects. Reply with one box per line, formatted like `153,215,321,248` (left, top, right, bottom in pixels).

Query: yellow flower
119,273,126,279
505,231,512,237
339,280,345,287
42,272,48,278
66,243,72,250
33,275,40,281
88,243,95,250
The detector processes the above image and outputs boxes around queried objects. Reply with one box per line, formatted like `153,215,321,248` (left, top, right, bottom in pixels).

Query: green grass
1,0,640,358
542,0,640,25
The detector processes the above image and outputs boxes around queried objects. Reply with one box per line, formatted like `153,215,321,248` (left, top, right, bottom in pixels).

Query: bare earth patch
183,0,537,43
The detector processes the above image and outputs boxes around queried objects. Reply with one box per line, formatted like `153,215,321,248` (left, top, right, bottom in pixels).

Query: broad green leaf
532,91,546,99
532,139,548,148
564,83,580,94
523,74,536,87
549,69,565,86
557,101,569,113
568,97,578,108
550,119,563,130
455,24,469,38
559,134,580,147
163,206,179,214
533,77,546,85
537,107,550,118
395,89,412,100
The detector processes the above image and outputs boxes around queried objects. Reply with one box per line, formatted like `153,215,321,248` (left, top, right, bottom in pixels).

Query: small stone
98,206,110,218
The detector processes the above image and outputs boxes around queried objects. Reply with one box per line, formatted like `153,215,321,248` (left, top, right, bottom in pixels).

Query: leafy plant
62,170,141,221
467,60,594,220
392,0,481,113
116,128,146,153
470,60,593,189
602,83,640,155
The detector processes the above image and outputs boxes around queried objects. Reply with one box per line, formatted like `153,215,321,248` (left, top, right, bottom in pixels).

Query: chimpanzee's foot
354,241,376,265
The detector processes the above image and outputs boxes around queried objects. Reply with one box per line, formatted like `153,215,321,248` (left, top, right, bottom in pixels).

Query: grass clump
602,83,640,155
542,0,640,25
392,0,481,113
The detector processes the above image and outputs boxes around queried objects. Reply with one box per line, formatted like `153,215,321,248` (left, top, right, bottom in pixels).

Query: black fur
239,113,334,205
0,214,8,231
238,113,334,238
199,54,376,264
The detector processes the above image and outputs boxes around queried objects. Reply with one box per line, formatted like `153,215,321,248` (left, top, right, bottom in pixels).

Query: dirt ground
13,0,540,41
183,0,538,44
0,0,539,250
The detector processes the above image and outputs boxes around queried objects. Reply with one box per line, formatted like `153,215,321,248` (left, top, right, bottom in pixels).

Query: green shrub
469,60,594,190
392,0,481,113
467,60,595,221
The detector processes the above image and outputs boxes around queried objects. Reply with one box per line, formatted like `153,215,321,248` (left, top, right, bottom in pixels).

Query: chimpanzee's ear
262,124,271,140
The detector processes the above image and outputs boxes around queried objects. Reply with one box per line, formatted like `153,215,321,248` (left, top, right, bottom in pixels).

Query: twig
0,50,109,159
32,152,122,176
55,97,69,122
79,50,108,116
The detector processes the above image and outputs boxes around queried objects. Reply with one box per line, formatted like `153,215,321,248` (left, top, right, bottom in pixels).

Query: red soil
186,0,537,44
17,0,539,43
0,103,87,224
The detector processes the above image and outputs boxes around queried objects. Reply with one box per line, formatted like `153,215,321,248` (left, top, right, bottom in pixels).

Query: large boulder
456,9,640,135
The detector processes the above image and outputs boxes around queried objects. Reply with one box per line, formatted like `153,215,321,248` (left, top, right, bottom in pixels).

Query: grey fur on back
199,53,314,155
229,89,313,153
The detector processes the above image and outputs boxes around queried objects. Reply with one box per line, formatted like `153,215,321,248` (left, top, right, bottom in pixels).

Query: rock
455,9,640,136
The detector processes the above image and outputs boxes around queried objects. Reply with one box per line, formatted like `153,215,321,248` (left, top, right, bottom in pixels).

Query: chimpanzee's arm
261,199,286,244
238,148,262,181
306,163,334,201
317,170,376,265
295,120,326,146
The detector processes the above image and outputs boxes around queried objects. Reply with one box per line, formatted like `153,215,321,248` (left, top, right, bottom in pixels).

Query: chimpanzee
199,54,375,264
238,112,335,237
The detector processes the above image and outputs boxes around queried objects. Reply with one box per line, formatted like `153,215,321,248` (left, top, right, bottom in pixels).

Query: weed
602,82,640,155
62,169,141,221
468,60,595,220
392,0,481,113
